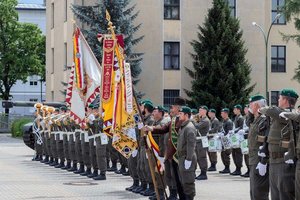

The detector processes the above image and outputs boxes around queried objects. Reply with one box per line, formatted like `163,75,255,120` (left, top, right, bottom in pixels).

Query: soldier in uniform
32,103,43,161
207,108,221,171
193,105,210,180
247,94,269,200
49,107,59,167
93,105,107,180
280,105,300,199
146,97,187,200
231,104,244,176
149,105,168,200
54,108,66,168
219,108,233,174
177,106,197,200
241,105,250,177
67,108,78,172
259,89,298,200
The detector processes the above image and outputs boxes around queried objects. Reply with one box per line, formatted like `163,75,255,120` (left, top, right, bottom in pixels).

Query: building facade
46,0,300,108
4,1,46,115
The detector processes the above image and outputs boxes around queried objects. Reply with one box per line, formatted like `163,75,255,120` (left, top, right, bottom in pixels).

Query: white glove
158,156,165,173
158,156,165,165
279,112,289,120
257,146,266,158
256,162,267,176
131,149,138,158
184,160,192,170
284,152,295,164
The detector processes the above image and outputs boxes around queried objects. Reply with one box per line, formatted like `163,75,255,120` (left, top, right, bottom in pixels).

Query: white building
4,1,46,115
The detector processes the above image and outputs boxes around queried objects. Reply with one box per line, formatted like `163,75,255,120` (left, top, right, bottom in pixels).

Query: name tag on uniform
100,133,108,145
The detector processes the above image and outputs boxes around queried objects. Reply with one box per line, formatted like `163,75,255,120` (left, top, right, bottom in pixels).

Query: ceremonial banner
65,65,75,106
146,132,163,172
73,28,85,90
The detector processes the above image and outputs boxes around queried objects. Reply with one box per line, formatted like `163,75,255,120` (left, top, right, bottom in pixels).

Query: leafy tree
185,0,254,112
71,0,144,97
281,0,300,82
0,0,45,113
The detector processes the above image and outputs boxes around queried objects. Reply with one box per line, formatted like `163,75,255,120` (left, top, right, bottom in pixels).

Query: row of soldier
31,88,300,200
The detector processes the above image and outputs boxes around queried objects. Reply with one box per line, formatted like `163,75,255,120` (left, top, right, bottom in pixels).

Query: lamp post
252,13,281,104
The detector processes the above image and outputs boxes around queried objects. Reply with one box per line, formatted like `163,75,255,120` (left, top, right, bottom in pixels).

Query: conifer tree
185,0,254,112
71,0,144,89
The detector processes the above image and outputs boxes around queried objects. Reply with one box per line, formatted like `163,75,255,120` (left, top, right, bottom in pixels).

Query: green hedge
11,118,33,138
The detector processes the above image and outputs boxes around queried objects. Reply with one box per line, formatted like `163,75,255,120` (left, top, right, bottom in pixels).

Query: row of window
164,42,286,72
164,0,286,24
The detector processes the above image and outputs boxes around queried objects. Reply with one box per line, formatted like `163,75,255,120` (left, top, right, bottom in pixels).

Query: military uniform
219,117,233,174
177,119,197,200
193,115,210,180
231,113,244,175
74,124,84,174
207,116,220,171
248,112,269,200
260,106,295,200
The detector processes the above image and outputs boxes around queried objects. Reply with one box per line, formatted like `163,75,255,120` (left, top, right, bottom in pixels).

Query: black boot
32,154,39,161
87,169,98,178
185,194,194,200
207,163,217,171
106,159,110,169
67,162,78,172
107,162,117,172
142,183,155,196
168,188,178,200
115,165,126,174
45,157,54,165
93,171,106,180
241,168,250,178
61,161,71,170
230,167,241,176
122,169,130,176
55,160,65,168
50,158,59,166
133,182,147,193
126,180,139,191
41,155,49,163
80,167,92,176
196,171,208,180
74,164,85,174
219,165,230,174
149,189,166,200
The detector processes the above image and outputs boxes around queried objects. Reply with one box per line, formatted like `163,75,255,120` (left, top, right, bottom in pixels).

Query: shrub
11,118,32,137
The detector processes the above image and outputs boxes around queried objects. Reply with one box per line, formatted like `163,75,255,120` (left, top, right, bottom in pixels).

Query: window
51,3,54,28
30,81,38,86
272,0,286,24
164,0,180,20
164,42,180,70
271,45,286,72
29,98,38,102
227,0,236,17
163,89,180,108
271,91,280,106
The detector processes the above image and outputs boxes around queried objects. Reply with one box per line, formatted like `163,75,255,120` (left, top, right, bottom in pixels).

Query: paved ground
0,134,250,200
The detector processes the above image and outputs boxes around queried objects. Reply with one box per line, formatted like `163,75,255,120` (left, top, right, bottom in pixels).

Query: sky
18,0,44,4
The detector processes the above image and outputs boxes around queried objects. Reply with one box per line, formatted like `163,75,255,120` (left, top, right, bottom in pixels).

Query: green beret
249,94,265,103
191,109,198,114
199,105,208,111
154,105,166,112
144,101,154,110
280,89,299,99
209,108,216,113
88,104,94,108
179,106,191,114
60,106,67,111
55,108,59,112
234,104,242,110
221,108,229,113
141,99,152,105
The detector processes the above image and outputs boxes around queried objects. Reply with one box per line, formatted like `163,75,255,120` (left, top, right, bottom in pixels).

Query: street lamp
252,13,282,104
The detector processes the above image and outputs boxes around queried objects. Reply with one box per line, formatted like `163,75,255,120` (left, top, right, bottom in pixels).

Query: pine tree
185,0,254,112
71,0,144,95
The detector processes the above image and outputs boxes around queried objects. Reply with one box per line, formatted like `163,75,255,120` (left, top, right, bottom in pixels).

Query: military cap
173,97,186,106
234,104,242,110
141,99,152,105
249,94,265,103
199,105,208,111
191,108,198,114
154,105,166,112
280,89,299,99
179,106,191,114
144,101,154,110
88,104,94,108
60,106,67,111
55,108,59,112
221,108,230,113
209,108,216,113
